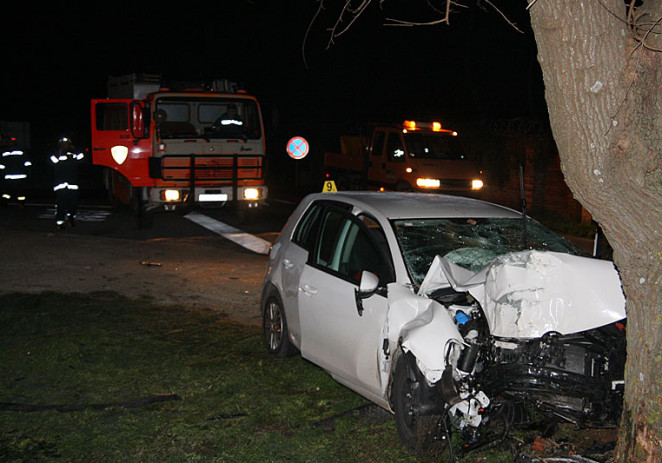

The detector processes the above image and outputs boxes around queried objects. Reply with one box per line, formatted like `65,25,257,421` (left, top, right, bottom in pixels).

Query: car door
278,202,328,342
298,205,394,397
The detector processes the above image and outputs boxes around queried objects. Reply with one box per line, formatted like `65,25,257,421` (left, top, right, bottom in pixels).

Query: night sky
1,1,543,151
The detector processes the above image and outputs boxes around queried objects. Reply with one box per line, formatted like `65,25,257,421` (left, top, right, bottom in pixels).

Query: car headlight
471,179,484,190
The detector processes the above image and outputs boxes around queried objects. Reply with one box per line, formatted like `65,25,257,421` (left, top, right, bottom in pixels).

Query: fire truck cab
91,74,267,216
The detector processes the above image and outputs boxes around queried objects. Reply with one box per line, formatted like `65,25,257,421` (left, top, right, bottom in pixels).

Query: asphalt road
0,186,297,242
0,190,299,327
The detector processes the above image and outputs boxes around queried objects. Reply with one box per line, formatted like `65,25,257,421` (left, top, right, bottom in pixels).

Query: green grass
0,292,613,462
0,292,421,462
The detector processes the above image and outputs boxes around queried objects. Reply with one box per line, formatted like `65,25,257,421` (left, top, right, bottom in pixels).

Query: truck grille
159,154,263,183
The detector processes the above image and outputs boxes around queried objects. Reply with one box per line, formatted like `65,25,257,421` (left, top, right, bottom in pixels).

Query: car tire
392,354,447,455
262,291,297,357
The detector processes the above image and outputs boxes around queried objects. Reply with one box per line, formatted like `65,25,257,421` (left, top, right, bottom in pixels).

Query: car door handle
282,258,294,269
300,284,318,296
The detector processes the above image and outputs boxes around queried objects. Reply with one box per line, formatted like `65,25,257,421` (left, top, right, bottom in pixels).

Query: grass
0,292,616,462
0,292,419,462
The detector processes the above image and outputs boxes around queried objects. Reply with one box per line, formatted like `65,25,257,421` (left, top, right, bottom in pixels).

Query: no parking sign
286,136,309,160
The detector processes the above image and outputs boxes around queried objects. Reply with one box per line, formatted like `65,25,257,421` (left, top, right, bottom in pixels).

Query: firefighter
212,104,245,132
50,136,84,230
0,134,32,206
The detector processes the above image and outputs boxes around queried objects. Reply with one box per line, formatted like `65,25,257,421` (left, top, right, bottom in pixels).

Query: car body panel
298,264,389,401
421,250,626,338
385,283,464,384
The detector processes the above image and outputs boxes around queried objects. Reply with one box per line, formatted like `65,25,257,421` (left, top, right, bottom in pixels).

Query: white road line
184,211,271,255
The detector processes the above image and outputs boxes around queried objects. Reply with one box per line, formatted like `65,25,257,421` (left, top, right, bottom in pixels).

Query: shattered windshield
404,132,468,160
393,217,588,286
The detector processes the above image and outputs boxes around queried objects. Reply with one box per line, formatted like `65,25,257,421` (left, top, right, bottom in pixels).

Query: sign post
286,136,309,192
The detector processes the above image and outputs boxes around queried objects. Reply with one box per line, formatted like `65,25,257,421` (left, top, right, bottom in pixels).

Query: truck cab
366,121,483,195
91,74,267,216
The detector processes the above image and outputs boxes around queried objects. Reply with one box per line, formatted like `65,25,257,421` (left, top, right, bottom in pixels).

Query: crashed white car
261,191,626,454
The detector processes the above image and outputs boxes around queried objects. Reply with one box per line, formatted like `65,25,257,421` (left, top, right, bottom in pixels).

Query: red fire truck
91,73,267,218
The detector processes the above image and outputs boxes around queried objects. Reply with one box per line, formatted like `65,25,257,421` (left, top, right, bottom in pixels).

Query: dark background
1,1,543,145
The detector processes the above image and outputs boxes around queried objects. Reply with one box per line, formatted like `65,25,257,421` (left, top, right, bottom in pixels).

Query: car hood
418,250,626,338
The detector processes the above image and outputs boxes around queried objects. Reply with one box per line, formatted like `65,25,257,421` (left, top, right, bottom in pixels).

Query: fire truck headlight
111,146,129,165
471,179,484,190
243,188,260,200
163,189,181,201
416,178,441,189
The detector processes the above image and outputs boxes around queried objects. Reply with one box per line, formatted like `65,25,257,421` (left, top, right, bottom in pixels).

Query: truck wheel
392,354,447,455
131,187,153,229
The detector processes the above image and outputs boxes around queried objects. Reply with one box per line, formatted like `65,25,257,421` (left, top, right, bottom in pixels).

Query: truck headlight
471,179,484,190
163,189,181,201
416,178,441,189
243,188,261,200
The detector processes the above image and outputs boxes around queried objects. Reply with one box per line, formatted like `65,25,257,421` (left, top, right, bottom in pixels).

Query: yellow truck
323,120,484,195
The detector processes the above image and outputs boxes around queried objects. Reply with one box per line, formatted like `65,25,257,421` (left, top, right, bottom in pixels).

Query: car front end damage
385,250,626,452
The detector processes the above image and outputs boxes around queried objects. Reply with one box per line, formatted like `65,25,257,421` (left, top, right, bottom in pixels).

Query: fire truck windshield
154,97,262,140
404,132,468,161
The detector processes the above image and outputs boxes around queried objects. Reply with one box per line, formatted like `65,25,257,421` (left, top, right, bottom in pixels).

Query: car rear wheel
392,354,447,455
262,292,296,357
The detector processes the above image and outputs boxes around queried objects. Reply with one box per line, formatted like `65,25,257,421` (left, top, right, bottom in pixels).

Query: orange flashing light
403,120,445,132
403,120,416,131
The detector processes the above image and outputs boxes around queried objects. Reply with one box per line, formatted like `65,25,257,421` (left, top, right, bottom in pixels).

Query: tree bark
527,1,662,461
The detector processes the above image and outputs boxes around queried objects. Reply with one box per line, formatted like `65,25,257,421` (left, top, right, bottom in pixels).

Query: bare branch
326,0,374,49
483,0,524,33
302,1,326,69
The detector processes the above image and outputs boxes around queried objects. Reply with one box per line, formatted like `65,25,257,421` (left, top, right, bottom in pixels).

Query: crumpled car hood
419,250,626,338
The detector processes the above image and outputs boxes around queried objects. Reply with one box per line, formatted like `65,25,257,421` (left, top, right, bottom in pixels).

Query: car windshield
392,217,588,286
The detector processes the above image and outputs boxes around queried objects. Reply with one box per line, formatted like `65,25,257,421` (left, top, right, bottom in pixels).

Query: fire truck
323,120,484,195
91,73,267,218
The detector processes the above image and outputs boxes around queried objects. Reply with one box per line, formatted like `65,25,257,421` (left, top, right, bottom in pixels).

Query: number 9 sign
322,180,337,193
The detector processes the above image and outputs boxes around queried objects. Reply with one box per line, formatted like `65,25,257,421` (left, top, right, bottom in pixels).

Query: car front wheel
392,354,447,455
262,292,296,357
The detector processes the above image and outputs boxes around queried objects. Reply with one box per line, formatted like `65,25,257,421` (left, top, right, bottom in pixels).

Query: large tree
527,1,661,460
317,0,662,459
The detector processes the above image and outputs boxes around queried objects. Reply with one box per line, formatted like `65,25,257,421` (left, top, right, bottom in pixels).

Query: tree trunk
527,1,662,460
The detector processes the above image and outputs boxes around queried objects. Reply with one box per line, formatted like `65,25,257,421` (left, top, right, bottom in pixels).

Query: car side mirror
354,271,381,316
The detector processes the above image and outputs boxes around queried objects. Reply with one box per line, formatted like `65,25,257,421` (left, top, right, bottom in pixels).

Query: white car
261,191,626,455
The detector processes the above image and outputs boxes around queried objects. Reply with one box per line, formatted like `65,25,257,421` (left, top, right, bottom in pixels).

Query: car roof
305,191,522,220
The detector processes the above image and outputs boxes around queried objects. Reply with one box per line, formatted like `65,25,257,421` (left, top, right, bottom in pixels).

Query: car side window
313,208,394,286
315,209,347,268
292,203,323,252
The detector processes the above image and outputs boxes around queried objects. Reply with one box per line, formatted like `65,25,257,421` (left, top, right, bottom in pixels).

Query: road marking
184,211,271,255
